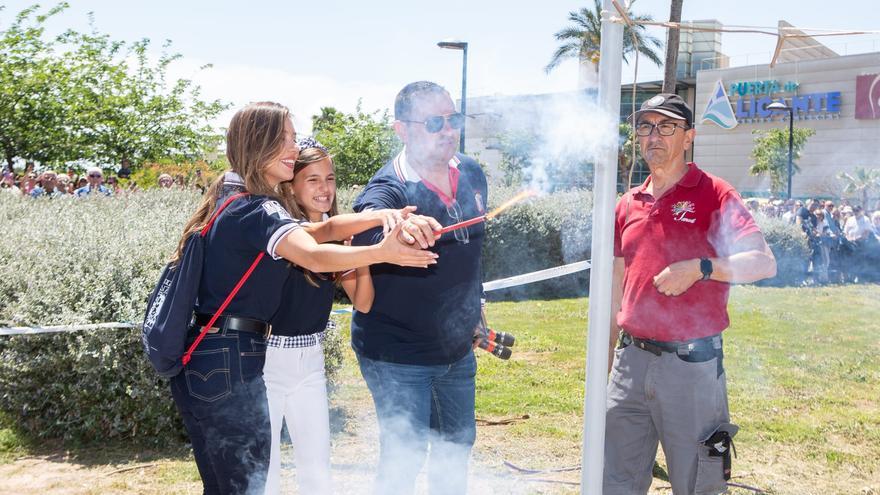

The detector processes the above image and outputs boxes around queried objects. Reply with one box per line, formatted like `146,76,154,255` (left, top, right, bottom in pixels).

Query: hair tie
297,137,328,153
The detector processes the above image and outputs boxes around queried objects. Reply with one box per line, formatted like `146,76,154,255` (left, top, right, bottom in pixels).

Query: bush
0,190,198,444
480,186,593,299
0,190,346,444
753,214,810,286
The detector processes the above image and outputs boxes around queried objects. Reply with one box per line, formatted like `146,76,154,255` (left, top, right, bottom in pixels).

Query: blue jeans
170,328,270,495
357,351,477,495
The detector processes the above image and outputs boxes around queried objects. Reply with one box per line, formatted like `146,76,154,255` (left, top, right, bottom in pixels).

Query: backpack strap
182,191,265,366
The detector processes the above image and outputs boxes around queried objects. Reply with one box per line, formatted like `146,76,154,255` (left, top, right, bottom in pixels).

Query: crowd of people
746,197,880,283
1,163,206,197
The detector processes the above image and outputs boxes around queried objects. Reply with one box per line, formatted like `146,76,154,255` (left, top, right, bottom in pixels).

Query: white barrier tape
482,260,592,292
0,322,138,336
0,261,592,336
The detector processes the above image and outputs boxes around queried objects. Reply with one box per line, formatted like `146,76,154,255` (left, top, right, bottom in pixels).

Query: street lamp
437,39,468,154
767,101,794,199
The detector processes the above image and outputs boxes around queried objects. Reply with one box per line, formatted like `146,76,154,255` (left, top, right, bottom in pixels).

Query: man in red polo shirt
604,94,777,495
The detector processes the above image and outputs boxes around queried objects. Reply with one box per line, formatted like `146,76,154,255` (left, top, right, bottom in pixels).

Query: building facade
694,51,880,198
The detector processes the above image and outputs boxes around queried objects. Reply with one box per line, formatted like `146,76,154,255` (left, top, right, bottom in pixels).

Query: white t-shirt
844,215,872,241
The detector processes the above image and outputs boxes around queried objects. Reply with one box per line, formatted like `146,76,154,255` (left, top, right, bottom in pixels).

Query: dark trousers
170,328,270,495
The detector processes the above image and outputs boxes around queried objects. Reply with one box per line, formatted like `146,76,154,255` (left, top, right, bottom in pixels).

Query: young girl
263,139,378,494
169,102,436,495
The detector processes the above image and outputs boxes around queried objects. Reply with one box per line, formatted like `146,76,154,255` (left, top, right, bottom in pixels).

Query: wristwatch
700,258,713,281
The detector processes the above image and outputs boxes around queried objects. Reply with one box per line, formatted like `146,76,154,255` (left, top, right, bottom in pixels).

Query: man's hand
381,206,417,236
653,258,702,296
397,215,442,248
472,323,484,350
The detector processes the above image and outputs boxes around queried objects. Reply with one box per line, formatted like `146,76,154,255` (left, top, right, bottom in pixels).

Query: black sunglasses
400,113,465,133
88,173,102,178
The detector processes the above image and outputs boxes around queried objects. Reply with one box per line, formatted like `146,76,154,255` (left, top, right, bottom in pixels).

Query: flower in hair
297,137,328,153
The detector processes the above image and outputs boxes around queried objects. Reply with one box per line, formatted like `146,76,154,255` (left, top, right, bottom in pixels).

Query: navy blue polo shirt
351,151,487,365
270,267,335,336
196,185,303,323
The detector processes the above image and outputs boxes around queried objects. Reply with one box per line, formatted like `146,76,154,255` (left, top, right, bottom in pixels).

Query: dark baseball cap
630,93,693,127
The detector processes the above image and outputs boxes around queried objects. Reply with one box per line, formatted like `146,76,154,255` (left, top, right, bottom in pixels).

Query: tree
749,127,815,196
0,4,75,170
493,129,537,187
0,3,227,172
837,167,880,207
77,38,228,168
661,0,684,94
312,103,401,187
491,129,592,191
545,0,663,79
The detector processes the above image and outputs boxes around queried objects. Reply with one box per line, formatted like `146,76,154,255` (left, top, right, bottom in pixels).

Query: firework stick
437,215,486,235
437,190,536,235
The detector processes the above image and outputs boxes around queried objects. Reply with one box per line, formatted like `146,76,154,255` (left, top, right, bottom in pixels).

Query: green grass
3,285,878,494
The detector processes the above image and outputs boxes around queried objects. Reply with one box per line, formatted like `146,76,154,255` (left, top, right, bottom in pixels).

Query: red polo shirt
613,163,760,342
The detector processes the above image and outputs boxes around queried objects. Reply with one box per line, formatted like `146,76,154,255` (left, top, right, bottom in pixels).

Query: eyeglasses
446,200,469,244
635,122,690,137
88,173,102,178
400,113,465,133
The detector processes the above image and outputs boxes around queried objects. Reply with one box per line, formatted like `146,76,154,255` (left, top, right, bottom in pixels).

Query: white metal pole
580,1,624,493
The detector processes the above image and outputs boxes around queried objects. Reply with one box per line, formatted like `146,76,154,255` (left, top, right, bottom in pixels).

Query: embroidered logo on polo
474,192,485,214
262,200,292,220
671,201,696,224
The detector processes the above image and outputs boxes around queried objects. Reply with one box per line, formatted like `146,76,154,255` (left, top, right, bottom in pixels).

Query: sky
2,1,879,133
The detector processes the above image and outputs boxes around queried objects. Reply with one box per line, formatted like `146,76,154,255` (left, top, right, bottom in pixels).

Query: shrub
480,186,593,299
753,214,810,286
0,190,198,444
0,190,346,444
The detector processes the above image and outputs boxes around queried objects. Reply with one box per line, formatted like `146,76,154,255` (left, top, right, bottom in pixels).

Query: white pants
263,343,331,495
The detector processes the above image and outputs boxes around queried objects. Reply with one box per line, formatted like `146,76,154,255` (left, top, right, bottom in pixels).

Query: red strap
201,192,249,237
182,251,265,366
183,191,261,367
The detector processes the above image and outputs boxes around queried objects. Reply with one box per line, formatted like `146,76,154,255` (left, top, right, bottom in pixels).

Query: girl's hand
378,222,439,268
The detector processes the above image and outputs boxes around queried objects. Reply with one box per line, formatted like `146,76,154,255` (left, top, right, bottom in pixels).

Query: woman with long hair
263,139,376,494
169,102,438,495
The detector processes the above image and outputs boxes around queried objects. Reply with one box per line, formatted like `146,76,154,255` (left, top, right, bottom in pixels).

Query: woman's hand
378,222,439,268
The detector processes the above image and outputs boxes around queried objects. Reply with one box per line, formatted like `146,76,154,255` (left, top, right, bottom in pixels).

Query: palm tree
662,0,684,93
545,0,664,81
837,167,880,207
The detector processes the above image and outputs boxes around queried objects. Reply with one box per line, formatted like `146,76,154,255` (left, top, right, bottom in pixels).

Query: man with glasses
605,94,777,495
352,80,486,494
74,167,112,197
29,171,63,198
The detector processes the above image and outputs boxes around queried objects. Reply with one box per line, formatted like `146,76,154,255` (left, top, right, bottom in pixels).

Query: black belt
191,313,270,336
620,331,721,357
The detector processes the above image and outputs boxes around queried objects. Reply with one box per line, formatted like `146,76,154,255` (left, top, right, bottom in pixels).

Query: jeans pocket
694,445,727,495
239,335,267,380
184,348,231,402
